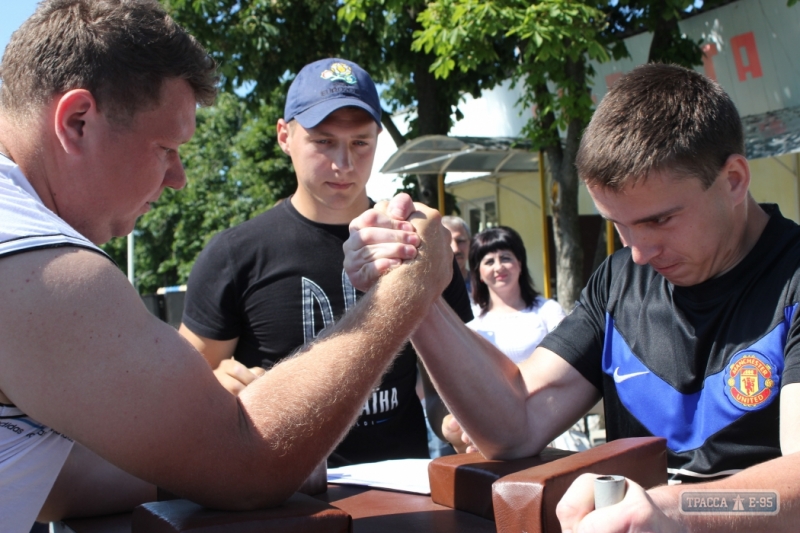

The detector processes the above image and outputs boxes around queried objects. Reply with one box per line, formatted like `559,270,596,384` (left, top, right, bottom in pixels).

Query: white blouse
467,296,566,364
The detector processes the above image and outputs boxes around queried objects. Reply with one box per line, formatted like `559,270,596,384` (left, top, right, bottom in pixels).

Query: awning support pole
438,172,446,214
606,219,615,256
538,151,552,299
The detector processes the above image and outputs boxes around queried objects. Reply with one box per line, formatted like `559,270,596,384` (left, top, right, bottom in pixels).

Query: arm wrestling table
60,437,666,533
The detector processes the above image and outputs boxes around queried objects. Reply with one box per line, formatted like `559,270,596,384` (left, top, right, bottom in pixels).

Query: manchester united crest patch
724,351,778,410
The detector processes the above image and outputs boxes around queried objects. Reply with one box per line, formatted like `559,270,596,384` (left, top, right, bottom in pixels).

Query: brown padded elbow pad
428,447,577,520
492,437,667,533
428,437,666,532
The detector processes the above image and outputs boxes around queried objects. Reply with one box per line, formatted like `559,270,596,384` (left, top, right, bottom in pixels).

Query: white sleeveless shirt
0,154,105,532
0,154,104,257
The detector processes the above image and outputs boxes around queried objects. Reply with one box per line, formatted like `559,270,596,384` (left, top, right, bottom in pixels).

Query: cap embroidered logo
321,63,357,85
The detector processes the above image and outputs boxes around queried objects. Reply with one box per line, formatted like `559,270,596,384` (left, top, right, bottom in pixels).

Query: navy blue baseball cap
284,58,382,129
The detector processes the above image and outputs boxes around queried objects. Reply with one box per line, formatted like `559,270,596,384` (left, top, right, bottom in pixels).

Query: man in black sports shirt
180,58,472,466
344,63,800,531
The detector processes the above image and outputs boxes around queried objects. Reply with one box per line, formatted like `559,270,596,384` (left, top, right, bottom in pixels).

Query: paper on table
327,458,432,495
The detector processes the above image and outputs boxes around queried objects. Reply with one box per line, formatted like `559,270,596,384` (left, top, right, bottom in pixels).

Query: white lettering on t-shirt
342,269,357,313
301,277,335,343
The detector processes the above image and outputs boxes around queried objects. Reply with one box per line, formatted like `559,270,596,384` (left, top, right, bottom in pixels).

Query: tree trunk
540,58,587,311
411,16,453,209
414,174,439,208
551,117,584,312
647,8,703,67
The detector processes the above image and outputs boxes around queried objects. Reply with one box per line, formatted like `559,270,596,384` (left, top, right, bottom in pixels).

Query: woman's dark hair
469,226,539,313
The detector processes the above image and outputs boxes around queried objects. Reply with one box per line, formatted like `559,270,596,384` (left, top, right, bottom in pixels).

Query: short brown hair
0,0,217,123
576,63,744,190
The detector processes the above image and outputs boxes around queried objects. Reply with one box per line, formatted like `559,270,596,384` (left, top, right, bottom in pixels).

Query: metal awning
380,135,539,175
380,135,552,299
380,106,800,175
744,105,800,160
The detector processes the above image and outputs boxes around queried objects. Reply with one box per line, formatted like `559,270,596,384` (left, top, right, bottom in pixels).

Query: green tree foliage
340,1,520,207
412,0,614,310
102,91,294,294
162,0,353,105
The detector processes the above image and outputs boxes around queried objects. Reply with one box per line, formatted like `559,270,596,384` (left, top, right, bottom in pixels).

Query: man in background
442,215,472,295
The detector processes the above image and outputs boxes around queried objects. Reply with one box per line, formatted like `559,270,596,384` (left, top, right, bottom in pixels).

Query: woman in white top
443,226,590,452
466,226,565,362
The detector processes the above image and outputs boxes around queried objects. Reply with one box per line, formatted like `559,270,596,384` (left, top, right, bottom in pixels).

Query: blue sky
0,1,39,57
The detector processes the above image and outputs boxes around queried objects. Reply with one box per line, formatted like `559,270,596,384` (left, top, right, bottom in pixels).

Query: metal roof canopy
380,135,539,175
744,105,800,160
380,135,551,299
381,105,800,176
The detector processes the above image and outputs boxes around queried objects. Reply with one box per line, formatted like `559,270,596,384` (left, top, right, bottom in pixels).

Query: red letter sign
731,32,763,81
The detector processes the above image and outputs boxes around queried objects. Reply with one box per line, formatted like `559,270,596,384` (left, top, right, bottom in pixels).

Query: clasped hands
343,193,451,294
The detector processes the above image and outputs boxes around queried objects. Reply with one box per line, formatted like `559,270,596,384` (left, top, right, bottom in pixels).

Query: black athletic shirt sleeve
181,230,242,341
537,252,625,392
781,265,800,386
783,310,800,386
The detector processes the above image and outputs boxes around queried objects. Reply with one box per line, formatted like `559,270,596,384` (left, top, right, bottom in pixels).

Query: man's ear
276,118,292,156
721,154,751,206
53,89,98,155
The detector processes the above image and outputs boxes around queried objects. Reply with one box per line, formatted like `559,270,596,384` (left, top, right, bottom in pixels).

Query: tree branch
381,110,407,147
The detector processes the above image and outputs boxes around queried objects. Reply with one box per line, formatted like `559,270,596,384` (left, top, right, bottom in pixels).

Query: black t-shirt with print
183,198,473,466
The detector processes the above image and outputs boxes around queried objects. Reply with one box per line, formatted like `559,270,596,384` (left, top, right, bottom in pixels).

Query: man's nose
627,234,660,266
450,240,459,255
331,146,353,172
615,225,659,265
165,157,187,191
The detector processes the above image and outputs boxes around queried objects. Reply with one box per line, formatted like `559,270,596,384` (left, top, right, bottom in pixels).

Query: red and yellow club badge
724,351,778,410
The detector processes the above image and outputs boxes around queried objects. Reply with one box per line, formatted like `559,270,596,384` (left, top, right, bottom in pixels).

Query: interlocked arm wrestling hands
344,193,421,291
345,194,598,461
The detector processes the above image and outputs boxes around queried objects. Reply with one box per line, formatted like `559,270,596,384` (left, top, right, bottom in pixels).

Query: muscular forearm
0,208,450,514
206,253,446,508
649,454,800,532
411,298,540,459
419,362,450,442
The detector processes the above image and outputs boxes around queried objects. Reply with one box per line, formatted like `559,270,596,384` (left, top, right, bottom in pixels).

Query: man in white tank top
0,2,454,532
